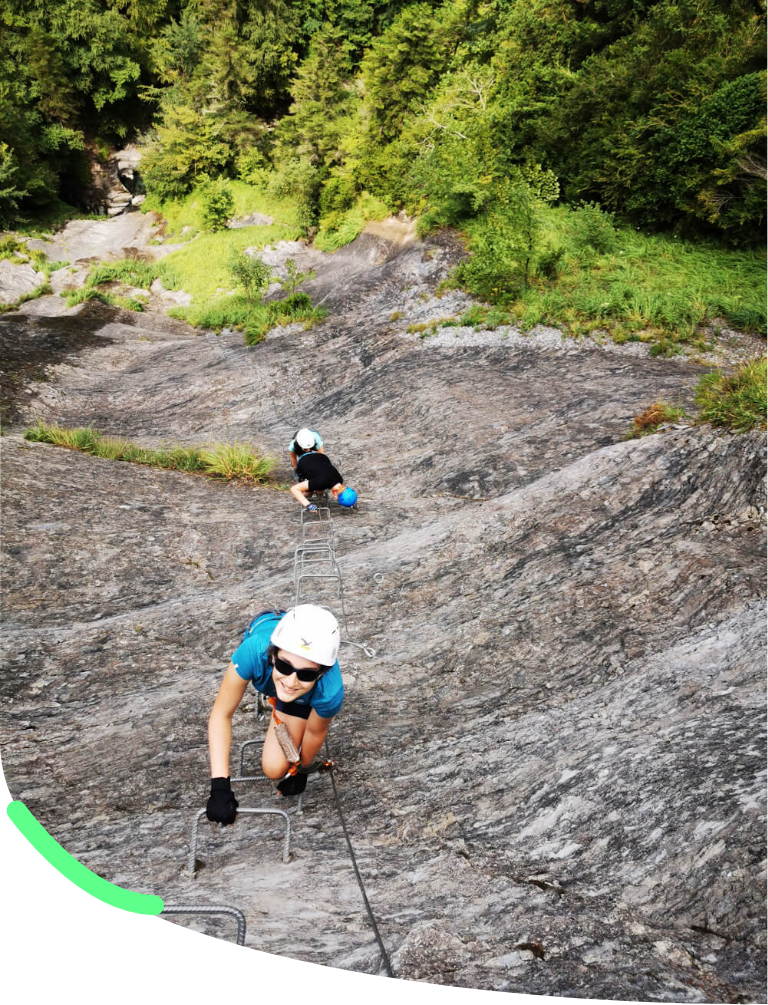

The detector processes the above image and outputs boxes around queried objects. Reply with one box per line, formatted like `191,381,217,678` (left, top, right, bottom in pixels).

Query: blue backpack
242,609,285,644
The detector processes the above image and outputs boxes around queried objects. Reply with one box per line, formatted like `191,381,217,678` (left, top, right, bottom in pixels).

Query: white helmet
271,605,340,667
295,428,315,450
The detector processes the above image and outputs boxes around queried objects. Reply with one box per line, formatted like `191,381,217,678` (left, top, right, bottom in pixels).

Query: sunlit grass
694,357,767,432
24,421,278,482
142,180,303,241
454,205,767,350
315,192,390,252
197,442,276,480
156,225,300,305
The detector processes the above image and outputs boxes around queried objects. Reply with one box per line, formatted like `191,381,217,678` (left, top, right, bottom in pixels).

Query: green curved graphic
7,800,164,915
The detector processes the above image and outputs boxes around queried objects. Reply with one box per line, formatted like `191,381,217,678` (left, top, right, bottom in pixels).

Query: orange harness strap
268,697,301,773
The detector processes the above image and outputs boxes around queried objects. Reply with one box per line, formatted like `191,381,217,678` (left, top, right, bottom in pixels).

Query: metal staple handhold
189,807,292,875
161,905,247,946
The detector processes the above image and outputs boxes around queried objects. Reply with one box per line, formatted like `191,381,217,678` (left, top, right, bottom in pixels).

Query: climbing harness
268,697,302,765
266,696,337,779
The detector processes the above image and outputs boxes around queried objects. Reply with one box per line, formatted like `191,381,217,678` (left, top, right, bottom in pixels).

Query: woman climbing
289,439,345,511
206,605,343,824
288,427,324,477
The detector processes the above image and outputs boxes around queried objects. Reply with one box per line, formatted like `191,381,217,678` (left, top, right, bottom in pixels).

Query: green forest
2,0,765,236
1,0,766,351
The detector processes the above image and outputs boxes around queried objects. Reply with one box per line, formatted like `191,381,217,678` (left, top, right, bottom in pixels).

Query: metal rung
189,807,292,874
295,571,342,585
301,505,331,524
294,543,337,568
237,738,261,776
161,905,246,946
294,539,336,554
295,571,341,602
300,507,333,539
295,555,342,575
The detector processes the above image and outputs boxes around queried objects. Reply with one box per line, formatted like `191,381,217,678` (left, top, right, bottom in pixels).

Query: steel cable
325,750,395,978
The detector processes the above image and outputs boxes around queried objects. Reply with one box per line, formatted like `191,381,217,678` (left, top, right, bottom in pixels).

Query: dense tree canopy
0,0,764,240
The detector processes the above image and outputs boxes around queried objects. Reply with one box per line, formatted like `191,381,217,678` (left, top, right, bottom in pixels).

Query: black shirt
295,451,343,491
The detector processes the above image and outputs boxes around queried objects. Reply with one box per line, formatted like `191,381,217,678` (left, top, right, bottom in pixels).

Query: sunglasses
272,654,325,683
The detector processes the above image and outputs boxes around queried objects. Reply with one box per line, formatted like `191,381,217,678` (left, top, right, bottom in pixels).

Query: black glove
277,772,308,797
206,777,238,824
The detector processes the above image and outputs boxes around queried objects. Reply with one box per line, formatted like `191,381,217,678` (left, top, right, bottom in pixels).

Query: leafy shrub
454,221,521,302
454,181,550,300
277,258,315,296
570,202,616,255
319,173,359,219
267,157,320,235
202,180,235,231
226,250,272,302
237,148,270,187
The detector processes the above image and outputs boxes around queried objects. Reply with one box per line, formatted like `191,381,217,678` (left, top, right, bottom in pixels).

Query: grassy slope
456,205,766,350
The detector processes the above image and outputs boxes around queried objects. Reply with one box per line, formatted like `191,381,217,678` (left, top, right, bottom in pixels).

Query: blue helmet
338,487,357,507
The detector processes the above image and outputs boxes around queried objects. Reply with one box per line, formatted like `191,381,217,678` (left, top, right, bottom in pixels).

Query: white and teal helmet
271,605,340,667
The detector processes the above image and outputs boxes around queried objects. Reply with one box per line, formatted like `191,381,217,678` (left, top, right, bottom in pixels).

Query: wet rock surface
0,220,765,1002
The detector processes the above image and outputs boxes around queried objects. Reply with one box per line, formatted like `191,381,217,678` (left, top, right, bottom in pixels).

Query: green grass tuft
23,421,278,482
197,442,276,480
694,357,767,432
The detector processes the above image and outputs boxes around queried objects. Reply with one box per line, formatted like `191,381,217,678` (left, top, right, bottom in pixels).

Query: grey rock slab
230,212,274,228
0,216,765,1001
48,265,89,295
13,295,84,319
0,260,46,302
38,212,160,264
150,278,192,306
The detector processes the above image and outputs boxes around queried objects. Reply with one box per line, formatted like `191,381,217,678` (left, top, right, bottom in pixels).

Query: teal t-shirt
231,611,344,719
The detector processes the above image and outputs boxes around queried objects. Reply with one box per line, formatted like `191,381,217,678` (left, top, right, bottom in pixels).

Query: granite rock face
0,226,765,1002
0,260,46,303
